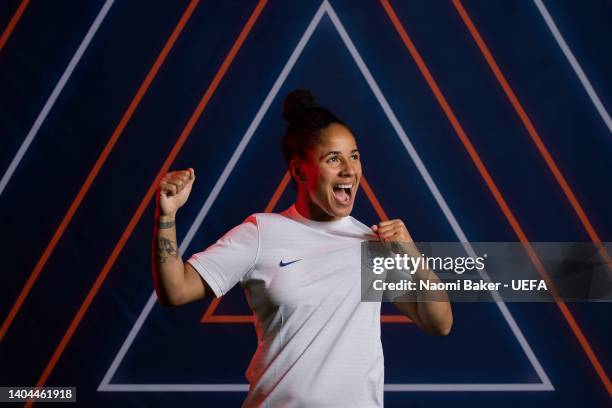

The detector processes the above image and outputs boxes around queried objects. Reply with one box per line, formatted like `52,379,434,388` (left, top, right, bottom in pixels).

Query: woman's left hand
371,219,413,243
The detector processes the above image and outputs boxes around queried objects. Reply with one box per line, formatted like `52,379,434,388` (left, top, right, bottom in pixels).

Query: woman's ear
290,159,306,182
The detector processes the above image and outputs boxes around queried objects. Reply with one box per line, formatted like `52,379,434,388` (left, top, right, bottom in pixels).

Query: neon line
0,0,30,53
384,383,553,391
345,0,551,389
451,0,611,396
0,0,115,197
98,382,552,392
359,177,389,221
0,0,196,343
100,1,551,392
533,0,611,133
264,171,291,213
179,1,327,252
453,0,612,275
26,1,268,403
97,291,159,390
379,0,602,395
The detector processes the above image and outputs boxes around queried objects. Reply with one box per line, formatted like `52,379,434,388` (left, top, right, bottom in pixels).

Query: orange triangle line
360,176,389,221
201,172,411,323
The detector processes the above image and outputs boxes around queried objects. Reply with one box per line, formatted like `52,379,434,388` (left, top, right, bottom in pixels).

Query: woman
152,89,452,407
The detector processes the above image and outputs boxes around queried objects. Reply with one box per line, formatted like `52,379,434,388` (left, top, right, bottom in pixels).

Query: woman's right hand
158,168,195,216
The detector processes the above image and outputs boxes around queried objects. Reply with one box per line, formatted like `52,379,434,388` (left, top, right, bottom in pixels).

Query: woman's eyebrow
320,150,341,160
320,149,359,159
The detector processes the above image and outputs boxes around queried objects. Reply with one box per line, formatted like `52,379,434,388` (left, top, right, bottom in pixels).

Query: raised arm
152,168,211,306
372,220,453,336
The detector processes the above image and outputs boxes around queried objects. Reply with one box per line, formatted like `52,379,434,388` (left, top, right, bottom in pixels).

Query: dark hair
281,89,349,168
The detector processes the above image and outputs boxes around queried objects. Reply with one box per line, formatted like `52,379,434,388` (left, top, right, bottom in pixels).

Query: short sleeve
186,215,259,297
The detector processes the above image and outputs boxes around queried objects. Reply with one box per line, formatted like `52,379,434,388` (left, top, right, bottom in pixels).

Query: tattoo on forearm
157,237,178,263
159,220,176,229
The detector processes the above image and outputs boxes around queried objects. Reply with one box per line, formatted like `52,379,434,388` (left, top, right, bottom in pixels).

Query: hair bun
283,89,316,123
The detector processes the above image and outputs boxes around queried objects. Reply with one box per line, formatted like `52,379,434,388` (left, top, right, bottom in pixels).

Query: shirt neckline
284,204,352,231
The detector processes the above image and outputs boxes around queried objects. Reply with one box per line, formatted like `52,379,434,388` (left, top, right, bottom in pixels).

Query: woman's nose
340,160,356,176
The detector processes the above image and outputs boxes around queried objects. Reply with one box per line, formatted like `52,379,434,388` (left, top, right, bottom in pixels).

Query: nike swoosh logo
279,259,302,267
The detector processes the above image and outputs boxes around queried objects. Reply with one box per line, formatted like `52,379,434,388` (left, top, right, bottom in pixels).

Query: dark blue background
0,0,610,407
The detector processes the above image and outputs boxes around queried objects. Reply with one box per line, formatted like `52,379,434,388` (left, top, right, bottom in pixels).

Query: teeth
334,184,353,189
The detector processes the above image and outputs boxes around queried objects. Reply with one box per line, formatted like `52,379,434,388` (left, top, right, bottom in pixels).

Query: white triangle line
99,383,553,392
0,0,116,197
533,0,611,134
178,2,327,252
325,0,552,390
99,0,552,392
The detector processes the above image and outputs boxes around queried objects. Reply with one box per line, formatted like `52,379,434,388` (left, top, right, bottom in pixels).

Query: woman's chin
329,202,353,218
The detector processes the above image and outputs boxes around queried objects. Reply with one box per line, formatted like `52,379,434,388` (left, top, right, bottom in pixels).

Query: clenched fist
371,219,415,255
158,168,195,216
371,219,412,243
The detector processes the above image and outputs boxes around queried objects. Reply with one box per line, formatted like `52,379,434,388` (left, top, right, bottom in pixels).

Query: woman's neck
295,191,339,222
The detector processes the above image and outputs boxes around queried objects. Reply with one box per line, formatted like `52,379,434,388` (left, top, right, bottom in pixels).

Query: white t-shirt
187,204,384,407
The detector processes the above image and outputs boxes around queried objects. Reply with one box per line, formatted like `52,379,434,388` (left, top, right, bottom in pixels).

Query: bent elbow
156,291,183,307
430,317,453,336
435,323,452,336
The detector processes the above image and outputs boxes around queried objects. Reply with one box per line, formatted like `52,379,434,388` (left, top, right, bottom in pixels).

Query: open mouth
332,183,353,206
